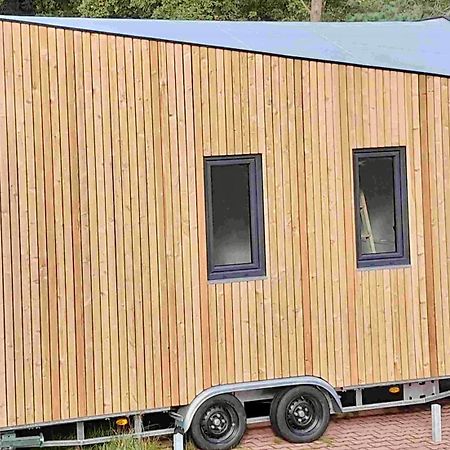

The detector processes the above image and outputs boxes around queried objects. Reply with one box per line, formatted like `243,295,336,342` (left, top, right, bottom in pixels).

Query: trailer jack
0,432,43,449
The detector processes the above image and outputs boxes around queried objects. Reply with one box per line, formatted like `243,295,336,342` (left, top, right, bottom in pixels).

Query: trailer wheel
189,394,246,450
270,385,330,443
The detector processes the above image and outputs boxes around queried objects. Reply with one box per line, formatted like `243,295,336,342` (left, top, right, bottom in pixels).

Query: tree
310,0,322,21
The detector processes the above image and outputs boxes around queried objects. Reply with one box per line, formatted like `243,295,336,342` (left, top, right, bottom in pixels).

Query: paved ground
240,403,450,449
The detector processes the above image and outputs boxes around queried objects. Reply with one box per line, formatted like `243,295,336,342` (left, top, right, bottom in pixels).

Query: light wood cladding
0,20,447,428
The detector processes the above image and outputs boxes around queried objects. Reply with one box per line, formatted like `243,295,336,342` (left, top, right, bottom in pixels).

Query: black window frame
204,154,266,281
353,146,410,269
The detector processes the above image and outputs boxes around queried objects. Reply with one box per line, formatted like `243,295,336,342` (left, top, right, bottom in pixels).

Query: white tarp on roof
1,16,450,76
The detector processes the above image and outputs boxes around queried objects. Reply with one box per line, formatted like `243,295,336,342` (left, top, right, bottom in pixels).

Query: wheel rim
200,402,239,443
285,394,322,435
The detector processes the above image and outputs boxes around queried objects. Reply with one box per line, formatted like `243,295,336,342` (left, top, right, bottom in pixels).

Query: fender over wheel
189,394,247,450
270,385,330,443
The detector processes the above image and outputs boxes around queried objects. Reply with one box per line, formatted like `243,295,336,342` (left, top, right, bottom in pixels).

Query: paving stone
240,403,450,449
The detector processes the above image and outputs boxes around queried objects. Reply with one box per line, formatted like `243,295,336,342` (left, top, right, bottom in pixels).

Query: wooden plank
82,31,104,414
264,55,281,379
240,282,251,381
279,57,297,377
117,36,138,409
21,23,44,423
4,21,26,425
0,25,6,422
182,43,204,394
405,72,422,379
302,61,320,377
174,42,192,401
231,51,242,154
339,65,358,386
400,73,418,381
294,59,311,376
133,38,154,408
12,22,34,423
124,37,146,410
30,24,52,422
284,59,306,375
56,27,78,417
318,63,334,383
411,74,430,378
0,21,17,426
106,34,130,411
76,30,93,415
429,77,449,374
57,30,78,417
39,24,60,421
256,53,273,381
441,77,450,373
47,26,69,420
419,76,438,376
91,31,111,413
100,33,119,413
159,41,179,404
149,39,171,406
191,45,211,390
330,64,346,387
141,38,159,406
273,56,289,378
65,29,86,417
247,283,259,381
324,63,342,386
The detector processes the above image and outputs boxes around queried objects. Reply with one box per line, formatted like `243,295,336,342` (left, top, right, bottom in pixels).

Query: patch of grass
88,436,171,450
318,435,334,446
272,436,284,445
185,440,198,450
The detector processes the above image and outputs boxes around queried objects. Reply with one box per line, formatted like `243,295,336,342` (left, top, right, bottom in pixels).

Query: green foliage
0,0,449,20
329,0,450,21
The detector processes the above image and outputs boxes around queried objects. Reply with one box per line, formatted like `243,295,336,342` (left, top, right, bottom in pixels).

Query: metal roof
2,16,450,76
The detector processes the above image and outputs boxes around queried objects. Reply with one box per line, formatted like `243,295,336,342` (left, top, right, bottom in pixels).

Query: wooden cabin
0,14,449,449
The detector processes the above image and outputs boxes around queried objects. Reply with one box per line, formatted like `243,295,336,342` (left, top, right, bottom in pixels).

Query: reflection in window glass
358,157,396,254
211,164,252,266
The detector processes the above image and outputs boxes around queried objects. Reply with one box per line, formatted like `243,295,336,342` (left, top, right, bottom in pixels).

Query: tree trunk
310,0,323,21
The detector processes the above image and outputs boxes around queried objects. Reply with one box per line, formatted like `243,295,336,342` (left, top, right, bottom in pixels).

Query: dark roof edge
417,15,450,21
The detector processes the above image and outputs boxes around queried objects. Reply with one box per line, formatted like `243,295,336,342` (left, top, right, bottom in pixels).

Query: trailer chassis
1,376,450,449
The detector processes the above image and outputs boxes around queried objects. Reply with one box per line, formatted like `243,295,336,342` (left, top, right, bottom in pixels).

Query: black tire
269,388,287,437
189,394,246,450
270,386,330,443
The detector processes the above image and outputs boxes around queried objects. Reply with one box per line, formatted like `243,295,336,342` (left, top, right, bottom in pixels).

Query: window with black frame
353,147,410,268
204,155,265,281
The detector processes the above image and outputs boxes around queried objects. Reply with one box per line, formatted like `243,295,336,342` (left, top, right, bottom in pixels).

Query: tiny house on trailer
0,15,450,450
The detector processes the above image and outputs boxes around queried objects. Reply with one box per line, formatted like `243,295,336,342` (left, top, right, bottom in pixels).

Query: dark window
205,155,265,281
353,147,409,268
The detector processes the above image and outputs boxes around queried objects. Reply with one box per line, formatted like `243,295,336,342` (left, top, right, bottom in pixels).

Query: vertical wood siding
0,21,448,428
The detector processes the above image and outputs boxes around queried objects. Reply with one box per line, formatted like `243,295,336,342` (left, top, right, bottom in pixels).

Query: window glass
205,155,265,281
358,156,396,254
354,147,409,268
211,164,252,266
